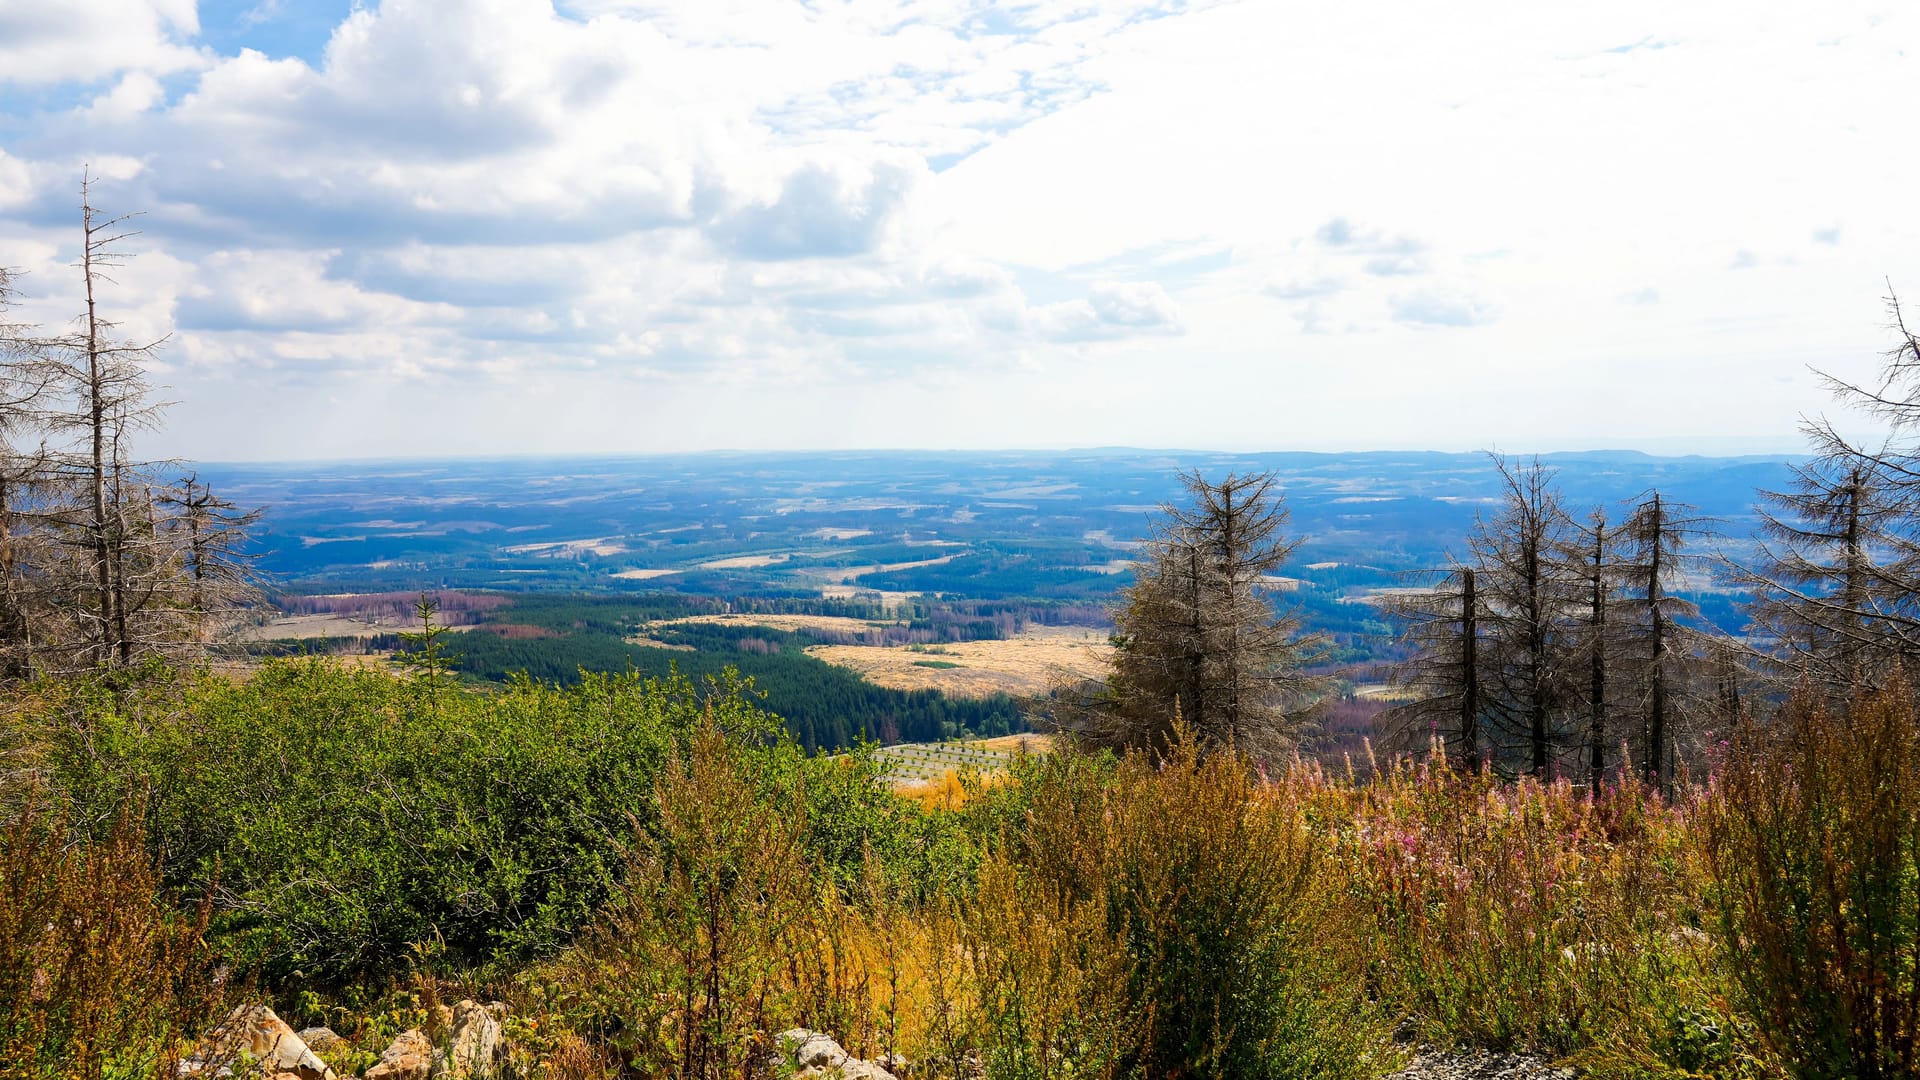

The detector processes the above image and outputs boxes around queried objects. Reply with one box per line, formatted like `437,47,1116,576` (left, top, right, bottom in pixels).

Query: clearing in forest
644,612,905,636
806,624,1110,698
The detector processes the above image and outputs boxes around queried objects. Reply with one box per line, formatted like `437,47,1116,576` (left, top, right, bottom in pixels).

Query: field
236,612,478,642
807,551,967,584
872,732,1054,784
806,624,1110,697
646,613,904,636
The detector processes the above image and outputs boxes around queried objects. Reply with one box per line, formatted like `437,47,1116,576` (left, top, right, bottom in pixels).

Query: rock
779,1029,849,1071
771,1029,897,1080
296,1027,344,1053
186,1006,335,1080
365,1030,434,1080
429,999,503,1078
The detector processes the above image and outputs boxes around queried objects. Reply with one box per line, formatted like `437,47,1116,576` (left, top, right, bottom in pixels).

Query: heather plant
1702,679,1920,1079
1346,753,1763,1076
560,716,912,1079
563,719,813,1078
0,798,228,1080
948,729,1387,1080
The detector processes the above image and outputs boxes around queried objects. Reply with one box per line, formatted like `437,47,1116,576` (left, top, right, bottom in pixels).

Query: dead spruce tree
1616,491,1705,789
1379,565,1485,770
0,176,258,676
1742,291,1920,698
1385,457,1596,778
0,267,55,678
1056,469,1329,761
1470,456,1581,777
1561,507,1624,789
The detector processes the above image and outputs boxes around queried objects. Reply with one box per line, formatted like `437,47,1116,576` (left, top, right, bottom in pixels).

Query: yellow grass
806,625,1110,698
503,537,628,557
699,553,798,570
611,568,681,580
892,769,1015,811
646,613,903,636
818,585,922,611
970,733,1056,754
806,552,967,584
624,636,696,651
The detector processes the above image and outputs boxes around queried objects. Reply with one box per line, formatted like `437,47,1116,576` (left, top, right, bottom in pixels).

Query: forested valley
6,198,1920,1080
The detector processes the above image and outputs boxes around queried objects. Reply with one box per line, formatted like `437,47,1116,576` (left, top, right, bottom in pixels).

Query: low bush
1702,679,1920,1079
939,729,1388,1080
22,660,936,989
0,799,227,1080
1345,756,1763,1076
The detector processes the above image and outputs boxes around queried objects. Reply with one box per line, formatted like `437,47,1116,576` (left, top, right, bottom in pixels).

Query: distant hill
201,449,1797,602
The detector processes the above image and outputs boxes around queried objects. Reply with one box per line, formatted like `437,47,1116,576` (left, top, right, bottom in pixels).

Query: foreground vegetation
6,659,1918,1078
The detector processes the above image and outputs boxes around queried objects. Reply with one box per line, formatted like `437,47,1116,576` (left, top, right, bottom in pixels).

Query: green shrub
948,730,1387,1080
1703,679,1920,1079
24,659,962,993
27,662,785,985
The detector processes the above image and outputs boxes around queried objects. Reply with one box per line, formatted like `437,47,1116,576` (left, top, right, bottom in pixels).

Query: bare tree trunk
1461,567,1479,771
109,449,131,665
1220,481,1240,744
1588,520,1607,789
82,189,115,664
1186,543,1204,736
1526,531,1549,777
1646,494,1667,789
1841,467,1865,682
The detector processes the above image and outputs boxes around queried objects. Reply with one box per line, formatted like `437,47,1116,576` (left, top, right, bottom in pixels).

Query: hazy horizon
191,439,1811,469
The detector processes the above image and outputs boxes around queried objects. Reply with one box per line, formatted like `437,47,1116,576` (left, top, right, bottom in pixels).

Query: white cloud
1032,281,1183,342
0,0,1915,460
709,156,925,259
0,151,33,212
1389,287,1497,329
0,0,204,85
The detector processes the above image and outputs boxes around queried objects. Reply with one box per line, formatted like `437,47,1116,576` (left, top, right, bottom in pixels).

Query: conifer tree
1380,565,1484,770
1058,470,1328,760
1562,507,1621,789
0,176,259,676
1744,289,1920,696
1616,491,1704,788
1469,456,1580,777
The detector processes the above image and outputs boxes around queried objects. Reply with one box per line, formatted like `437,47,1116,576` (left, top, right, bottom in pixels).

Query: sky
0,0,1914,462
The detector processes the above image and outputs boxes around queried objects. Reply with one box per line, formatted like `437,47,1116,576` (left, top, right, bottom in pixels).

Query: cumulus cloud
0,152,33,212
1389,287,1496,328
82,72,168,122
175,249,461,333
709,157,924,260
1263,276,1344,301
0,0,204,85
0,0,1913,459
1032,281,1183,341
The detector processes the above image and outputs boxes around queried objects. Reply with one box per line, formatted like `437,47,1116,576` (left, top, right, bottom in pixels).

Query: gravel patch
1386,1050,1576,1080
